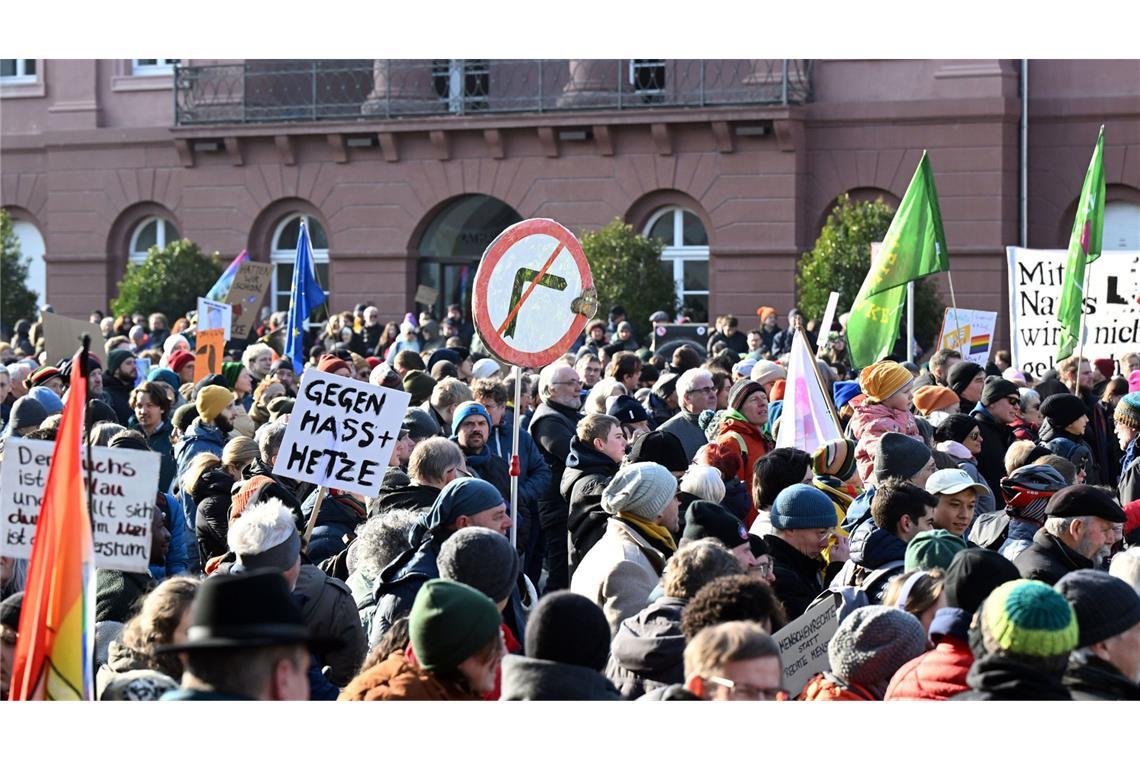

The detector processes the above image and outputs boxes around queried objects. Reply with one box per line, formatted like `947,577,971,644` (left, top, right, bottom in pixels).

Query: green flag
1055,126,1106,363
847,152,950,368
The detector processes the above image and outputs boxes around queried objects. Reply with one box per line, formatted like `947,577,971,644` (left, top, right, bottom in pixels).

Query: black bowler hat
157,570,336,654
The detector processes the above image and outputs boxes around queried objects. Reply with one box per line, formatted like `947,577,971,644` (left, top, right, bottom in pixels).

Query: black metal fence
174,60,813,126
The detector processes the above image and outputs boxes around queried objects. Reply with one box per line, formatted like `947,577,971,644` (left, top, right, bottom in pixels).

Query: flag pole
79,333,97,702
508,365,523,549
906,282,916,363
1070,262,1093,394
946,271,964,348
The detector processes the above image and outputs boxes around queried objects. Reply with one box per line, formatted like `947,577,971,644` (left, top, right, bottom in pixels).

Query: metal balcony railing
173,60,813,126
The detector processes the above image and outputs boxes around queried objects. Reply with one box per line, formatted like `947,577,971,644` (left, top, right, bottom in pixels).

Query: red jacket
799,672,877,701
884,635,973,701
716,412,773,527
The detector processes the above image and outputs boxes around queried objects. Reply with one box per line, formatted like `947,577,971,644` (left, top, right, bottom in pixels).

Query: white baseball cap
925,468,990,497
471,358,501,380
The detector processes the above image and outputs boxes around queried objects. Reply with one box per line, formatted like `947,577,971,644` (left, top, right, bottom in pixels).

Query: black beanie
0,591,24,629
873,432,931,482
980,377,1020,406
754,448,812,508
934,413,979,444
1055,569,1140,648
86,399,118,428
947,361,985,396
683,500,749,548
524,591,611,671
943,548,1021,613
1039,393,1089,429
627,430,689,472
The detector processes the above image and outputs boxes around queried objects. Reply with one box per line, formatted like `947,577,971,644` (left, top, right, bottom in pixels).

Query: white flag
775,330,842,455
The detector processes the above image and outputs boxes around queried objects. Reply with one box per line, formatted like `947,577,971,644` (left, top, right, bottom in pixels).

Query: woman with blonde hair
221,435,259,480
883,568,946,637
584,378,626,415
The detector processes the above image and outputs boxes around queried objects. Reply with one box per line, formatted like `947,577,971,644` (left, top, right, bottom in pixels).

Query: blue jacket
131,419,177,493
488,412,552,510
301,489,368,566
149,488,190,579
841,485,876,533
175,419,226,481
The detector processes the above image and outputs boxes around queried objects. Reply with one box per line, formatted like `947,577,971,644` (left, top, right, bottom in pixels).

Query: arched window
10,219,46,308
128,216,178,264
271,214,329,314
644,206,709,322
1105,200,1140,251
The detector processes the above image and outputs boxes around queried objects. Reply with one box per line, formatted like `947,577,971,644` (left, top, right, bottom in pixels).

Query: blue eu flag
284,222,326,374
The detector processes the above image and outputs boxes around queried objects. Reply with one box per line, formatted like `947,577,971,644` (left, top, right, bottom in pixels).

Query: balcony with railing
173,60,813,126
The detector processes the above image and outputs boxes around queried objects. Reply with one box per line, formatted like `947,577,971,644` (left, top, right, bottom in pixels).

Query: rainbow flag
9,348,95,700
205,249,250,301
970,333,990,356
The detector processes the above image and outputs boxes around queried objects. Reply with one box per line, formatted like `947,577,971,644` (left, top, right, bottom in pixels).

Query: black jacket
530,400,583,527
499,655,621,701
95,569,155,624
190,465,235,563
971,406,1012,507
102,374,135,427
1039,418,1099,485
373,475,441,515
952,653,1071,700
605,595,686,699
562,437,620,573
459,442,513,502
767,534,843,620
1013,528,1095,585
1064,651,1140,700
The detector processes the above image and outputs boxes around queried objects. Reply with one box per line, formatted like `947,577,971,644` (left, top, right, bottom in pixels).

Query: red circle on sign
472,218,593,369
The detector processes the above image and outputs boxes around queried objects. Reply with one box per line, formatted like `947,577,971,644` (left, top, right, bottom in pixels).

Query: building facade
2,58,1138,346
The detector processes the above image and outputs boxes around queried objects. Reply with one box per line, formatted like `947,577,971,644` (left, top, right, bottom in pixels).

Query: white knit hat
601,462,677,519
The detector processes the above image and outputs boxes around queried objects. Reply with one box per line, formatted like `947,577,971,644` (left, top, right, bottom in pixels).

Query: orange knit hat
858,360,913,403
912,385,960,416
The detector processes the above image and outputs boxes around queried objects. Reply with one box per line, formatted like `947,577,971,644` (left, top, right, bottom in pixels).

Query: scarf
616,512,677,556
1122,437,1138,474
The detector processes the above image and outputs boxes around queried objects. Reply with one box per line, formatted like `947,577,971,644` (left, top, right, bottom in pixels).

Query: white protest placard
1007,247,1140,377
816,291,840,355
1,439,161,573
774,593,839,697
272,368,411,497
197,296,233,341
936,308,998,366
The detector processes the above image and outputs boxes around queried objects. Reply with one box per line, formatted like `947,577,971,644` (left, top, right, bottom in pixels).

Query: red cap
317,355,352,376
167,349,195,374
366,356,382,369
1094,358,1116,380
1125,499,1140,538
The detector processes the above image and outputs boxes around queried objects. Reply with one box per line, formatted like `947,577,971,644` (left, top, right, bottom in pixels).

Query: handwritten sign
937,308,998,366
226,261,273,340
774,593,839,698
273,368,411,497
40,310,107,367
197,297,232,341
193,329,225,382
0,439,160,573
414,284,439,308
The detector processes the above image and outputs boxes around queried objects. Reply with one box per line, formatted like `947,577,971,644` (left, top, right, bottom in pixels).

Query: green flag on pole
847,152,950,368
1055,126,1106,363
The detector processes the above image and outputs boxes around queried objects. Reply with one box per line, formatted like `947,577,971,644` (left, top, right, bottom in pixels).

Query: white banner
273,369,411,497
775,330,843,456
1007,247,1140,377
197,296,232,341
1,439,161,573
936,308,998,366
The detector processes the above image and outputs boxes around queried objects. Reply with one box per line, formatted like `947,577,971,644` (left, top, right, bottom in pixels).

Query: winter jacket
658,410,708,463
830,521,907,603
373,480,441,515
237,458,306,530
885,607,973,700
971,405,1013,507
849,401,923,485
174,419,226,482
131,419,177,493
562,437,620,574
1118,438,1140,505
706,330,749,356
767,533,844,620
338,650,477,701
488,411,552,512
1013,528,1095,585
96,639,179,701
150,490,190,580
721,477,752,524
293,563,367,687
639,683,700,700
102,374,135,427
190,466,235,564
500,655,622,701
605,595,686,699
952,653,1072,700
799,672,877,701
370,541,441,644
530,400,583,590
1080,388,1119,485
998,517,1041,562
716,411,775,508
302,489,368,565
645,393,675,428
458,442,513,501
571,518,668,636
347,568,378,634
95,569,156,624
1064,650,1140,700
756,326,780,359
773,328,815,358
1039,418,1098,483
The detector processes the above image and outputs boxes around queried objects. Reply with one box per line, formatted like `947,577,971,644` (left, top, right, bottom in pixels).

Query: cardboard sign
40,310,107,367
774,593,839,698
226,261,274,340
193,329,225,382
937,308,998,366
414,284,439,308
1,439,161,573
1007,247,1140,377
273,368,411,497
197,297,232,341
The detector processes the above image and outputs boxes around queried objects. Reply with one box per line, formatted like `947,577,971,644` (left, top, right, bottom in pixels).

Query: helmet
999,464,1070,523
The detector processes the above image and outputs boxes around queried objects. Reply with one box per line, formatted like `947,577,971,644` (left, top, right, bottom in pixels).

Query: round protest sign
472,218,596,368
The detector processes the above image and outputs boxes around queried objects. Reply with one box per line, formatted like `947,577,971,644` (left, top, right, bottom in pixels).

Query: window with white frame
1104,201,1140,250
133,59,179,76
644,206,709,323
11,220,47,308
271,214,330,318
0,60,36,81
129,217,179,265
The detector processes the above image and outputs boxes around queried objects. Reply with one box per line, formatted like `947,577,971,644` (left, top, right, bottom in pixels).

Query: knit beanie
626,430,689,472
601,462,677,519
147,368,181,392
6,396,47,432
1093,358,1115,380
27,386,64,416
770,379,786,402
1113,392,1140,430
106,349,133,376
812,438,858,481
402,370,437,406
828,606,927,697
267,396,295,422
934,413,978,444
833,381,862,410
220,362,244,390
858,361,912,403
452,401,492,432
947,361,985,396
409,579,502,673
980,377,1020,406
757,306,776,322
316,355,352,376
913,386,960,416
166,349,195,375
750,360,786,387
904,529,968,572
727,378,766,412
196,385,233,421
770,483,838,530
421,478,505,536
683,500,749,548
980,579,1078,658
194,373,228,395
1039,393,1088,429
733,358,757,379
163,333,190,355
438,527,520,604
427,349,461,372
1055,569,1140,648
85,399,118,428
606,394,650,425
171,403,199,432
873,432,931,482
943,548,1021,614
524,591,612,671
26,365,63,390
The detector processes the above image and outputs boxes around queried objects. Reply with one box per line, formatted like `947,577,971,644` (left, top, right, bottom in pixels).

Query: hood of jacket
339,650,475,701
850,401,915,436
499,655,621,701
561,437,620,499
374,482,441,515
929,606,972,643
105,638,155,675
961,652,1071,700
181,419,224,449
849,520,907,569
1063,650,1140,700
189,465,235,503
372,540,439,602
608,596,686,675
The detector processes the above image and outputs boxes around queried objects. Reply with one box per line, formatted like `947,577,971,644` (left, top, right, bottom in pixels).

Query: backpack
969,510,1011,552
828,558,906,603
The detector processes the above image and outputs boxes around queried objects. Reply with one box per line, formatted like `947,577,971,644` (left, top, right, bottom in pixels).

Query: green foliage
1,209,40,331
580,219,678,335
796,194,944,349
111,238,224,321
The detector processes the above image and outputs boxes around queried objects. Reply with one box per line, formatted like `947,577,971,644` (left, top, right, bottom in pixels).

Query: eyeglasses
754,558,774,575
1005,396,1021,407
686,386,717,395
704,676,784,701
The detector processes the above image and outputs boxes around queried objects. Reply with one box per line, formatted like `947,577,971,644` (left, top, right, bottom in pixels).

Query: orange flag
9,348,95,700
